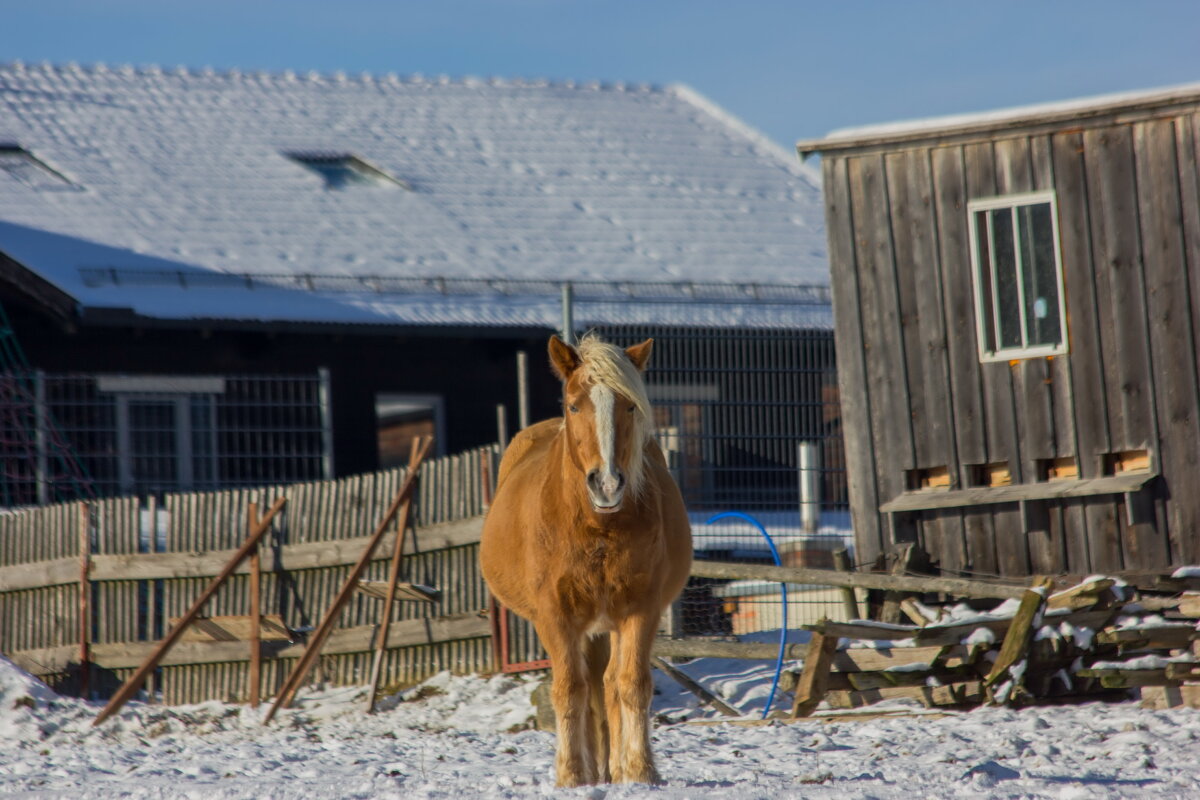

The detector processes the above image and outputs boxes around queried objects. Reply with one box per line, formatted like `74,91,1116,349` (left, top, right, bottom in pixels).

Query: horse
480,333,692,787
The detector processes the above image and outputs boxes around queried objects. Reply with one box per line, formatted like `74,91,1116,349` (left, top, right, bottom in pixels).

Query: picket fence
0,445,510,705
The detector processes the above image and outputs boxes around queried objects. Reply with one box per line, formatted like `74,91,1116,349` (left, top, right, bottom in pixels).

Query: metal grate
590,324,853,639
2,371,331,504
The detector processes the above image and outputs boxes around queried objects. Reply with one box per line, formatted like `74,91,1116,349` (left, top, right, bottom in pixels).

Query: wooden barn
797,82,1200,578
0,61,832,506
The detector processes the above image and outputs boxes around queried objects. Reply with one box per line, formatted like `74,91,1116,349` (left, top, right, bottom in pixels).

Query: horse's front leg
607,611,661,784
538,622,599,787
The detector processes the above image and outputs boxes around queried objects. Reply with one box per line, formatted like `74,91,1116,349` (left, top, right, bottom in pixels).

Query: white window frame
966,190,1069,362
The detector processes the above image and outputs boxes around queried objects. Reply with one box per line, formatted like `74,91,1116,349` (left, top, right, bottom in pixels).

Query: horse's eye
568,405,579,414
628,405,636,413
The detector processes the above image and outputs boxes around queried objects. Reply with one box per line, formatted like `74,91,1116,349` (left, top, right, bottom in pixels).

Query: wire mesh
1,372,329,505
591,324,854,639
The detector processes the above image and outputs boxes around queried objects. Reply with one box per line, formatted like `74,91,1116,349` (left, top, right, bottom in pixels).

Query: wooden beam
77,502,91,698
356,580,440,604
688,560,1026,600
0,516,485,592
92,496,287,727
879,471,1155,513
264,438,432,725
166,615,291,644
9,612,491,676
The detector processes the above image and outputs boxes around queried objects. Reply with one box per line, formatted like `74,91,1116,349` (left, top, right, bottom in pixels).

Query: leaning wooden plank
651,656,740,717
367,437,429,713
264,438,432,725
790,631,838,718
92,497,287,727
357,580,441,604
984,578,1054,705
689,560,1026,600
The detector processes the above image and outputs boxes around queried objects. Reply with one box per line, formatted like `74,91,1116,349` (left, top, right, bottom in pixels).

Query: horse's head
549,333,653,515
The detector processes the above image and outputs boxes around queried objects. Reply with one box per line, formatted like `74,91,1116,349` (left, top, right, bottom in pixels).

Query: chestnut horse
480,333,692,786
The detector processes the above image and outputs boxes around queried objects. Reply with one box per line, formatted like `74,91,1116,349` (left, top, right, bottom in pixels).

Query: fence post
317,367,334,480
798,441,821,534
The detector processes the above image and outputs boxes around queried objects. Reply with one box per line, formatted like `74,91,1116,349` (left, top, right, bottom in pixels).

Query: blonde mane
575,333,653,496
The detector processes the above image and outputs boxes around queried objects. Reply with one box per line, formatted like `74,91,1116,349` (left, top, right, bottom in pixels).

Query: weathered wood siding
824,107,1200,577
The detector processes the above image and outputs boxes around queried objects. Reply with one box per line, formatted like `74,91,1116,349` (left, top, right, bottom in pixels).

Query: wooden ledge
880,471,1156,513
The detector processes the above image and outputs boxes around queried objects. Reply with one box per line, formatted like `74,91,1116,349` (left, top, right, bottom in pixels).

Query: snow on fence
0,445,500,705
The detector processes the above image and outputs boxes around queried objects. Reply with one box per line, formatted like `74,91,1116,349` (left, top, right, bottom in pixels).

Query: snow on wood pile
783,571,1200,713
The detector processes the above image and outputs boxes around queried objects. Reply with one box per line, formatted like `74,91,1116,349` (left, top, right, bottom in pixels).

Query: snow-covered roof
797,80,1200,156
0,62,829,330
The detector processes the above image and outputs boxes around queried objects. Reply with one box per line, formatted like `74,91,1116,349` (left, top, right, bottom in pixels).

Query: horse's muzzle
586,468,626,513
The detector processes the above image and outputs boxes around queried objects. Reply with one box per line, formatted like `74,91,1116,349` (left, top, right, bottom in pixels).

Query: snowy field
4,654,1200,799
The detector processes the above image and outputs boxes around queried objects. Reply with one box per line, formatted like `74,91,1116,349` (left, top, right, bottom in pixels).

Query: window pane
1018,202,1062,347
973,211,997,351
991,209,1022,349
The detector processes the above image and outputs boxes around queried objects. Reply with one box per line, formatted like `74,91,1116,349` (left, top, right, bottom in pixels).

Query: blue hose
706,511,787,720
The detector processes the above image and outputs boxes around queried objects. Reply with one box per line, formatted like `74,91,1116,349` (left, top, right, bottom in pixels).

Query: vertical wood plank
1083,124,1161,570
848,153,918,550
931,145,992,576
824,156,884,563
1136,117,1198,568
964,140,1027,576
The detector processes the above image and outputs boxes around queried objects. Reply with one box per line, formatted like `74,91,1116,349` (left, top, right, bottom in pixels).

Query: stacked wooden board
784,576,1200,714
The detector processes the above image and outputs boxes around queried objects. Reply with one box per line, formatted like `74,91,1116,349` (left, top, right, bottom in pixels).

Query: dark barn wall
824,108,1200,577
5,302,561,478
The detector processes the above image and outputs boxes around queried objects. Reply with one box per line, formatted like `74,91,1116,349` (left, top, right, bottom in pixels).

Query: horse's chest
555,540,647,621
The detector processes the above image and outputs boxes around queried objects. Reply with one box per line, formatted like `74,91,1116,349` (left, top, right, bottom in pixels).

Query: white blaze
589,383,620,496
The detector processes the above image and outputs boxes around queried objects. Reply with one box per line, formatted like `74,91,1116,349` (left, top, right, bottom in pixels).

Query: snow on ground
4,653,1200,798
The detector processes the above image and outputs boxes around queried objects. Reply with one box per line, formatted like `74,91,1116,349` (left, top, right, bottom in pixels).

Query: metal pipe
560,283,574,345
516,351,529,431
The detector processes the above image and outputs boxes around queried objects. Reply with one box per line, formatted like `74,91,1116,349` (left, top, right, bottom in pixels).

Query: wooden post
93,496,287,726
880,543,917,624
78,502,91,699
832,548,860,620
247,502,263,708
264,437,432,724
790,630,838,718
365,438,426,712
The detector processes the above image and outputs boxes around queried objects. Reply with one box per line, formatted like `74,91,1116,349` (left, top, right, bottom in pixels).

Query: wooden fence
0,445,503,705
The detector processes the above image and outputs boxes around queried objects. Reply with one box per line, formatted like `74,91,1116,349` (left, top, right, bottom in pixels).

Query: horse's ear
548,335,581,381
625,338,653,372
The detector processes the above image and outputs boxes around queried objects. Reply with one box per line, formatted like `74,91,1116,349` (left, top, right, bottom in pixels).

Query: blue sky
3,1,1199,148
